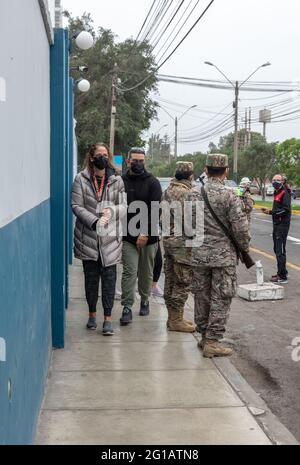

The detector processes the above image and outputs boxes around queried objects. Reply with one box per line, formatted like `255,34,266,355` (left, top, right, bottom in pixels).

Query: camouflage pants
193,266,237,341
164,250,194,313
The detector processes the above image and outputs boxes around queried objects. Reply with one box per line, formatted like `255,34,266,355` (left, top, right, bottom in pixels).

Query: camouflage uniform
236,188,254,224
188,154,250,342
162,162,194,329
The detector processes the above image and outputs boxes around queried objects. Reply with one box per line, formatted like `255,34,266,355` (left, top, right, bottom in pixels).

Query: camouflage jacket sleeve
243,192,254,214
227,190,250,252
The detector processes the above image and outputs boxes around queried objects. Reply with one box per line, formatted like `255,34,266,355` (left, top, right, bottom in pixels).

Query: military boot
203,340,233,358
167,310,196,333
166,309,194,330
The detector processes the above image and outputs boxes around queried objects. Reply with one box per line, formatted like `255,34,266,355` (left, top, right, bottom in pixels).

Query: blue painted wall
0,200,52,445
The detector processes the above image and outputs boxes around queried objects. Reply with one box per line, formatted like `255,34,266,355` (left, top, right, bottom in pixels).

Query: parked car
266,184,274,196
250,184,260,195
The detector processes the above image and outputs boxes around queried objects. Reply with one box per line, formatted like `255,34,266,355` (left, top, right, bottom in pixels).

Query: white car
266,184,274,196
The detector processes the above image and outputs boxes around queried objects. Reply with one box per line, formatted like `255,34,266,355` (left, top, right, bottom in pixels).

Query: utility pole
109,63,118,156
174,116,178,160
248,107,252,145
233,81,239,182
244,108,248,150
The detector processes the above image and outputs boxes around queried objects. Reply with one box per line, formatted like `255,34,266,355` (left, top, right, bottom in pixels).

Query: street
226,211,300,441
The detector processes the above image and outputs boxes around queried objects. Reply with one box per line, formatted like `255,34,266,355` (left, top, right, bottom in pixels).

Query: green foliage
239,140,277,198
276,138,300,187
145,152,206,178
65,11,158,167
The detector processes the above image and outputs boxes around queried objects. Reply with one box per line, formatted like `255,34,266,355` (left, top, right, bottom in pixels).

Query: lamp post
205,61,271,181
159,105,197,161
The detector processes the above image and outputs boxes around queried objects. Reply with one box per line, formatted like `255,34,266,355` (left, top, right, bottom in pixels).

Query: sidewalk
36,259,294,445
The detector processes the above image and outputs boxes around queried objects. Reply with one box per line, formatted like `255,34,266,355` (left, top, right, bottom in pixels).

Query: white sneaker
152,285,164,298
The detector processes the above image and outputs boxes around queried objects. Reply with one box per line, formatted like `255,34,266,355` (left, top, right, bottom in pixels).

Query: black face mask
272,181,283,191
131,160,145,174
93,155,108,170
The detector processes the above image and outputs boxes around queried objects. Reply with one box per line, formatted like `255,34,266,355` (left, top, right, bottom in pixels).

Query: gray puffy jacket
71,168,127,267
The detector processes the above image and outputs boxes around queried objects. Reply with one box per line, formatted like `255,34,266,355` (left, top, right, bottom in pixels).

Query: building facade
0,0,71,444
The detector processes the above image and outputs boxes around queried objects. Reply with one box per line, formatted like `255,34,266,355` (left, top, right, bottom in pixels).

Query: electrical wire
135,0,158,42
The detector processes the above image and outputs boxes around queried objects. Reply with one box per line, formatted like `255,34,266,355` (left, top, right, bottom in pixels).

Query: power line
116,0,215,93
155,0,201,62
151,0,185,50
146,0,175,43
135,0,158,42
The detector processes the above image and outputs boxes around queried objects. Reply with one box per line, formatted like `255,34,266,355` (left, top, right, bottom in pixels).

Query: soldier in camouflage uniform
188,154,250,357
236,177,254,225
161,162,195,333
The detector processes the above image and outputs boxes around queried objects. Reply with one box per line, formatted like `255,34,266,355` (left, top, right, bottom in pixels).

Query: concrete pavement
35,259,298,445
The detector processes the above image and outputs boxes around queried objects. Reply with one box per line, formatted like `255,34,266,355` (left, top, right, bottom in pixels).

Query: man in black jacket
262,174,291,283
120,147,162,325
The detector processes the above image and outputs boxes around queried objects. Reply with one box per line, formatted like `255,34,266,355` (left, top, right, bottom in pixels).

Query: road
226,210,300,441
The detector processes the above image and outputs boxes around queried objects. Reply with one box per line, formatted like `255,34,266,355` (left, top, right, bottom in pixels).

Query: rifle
198,176,255,269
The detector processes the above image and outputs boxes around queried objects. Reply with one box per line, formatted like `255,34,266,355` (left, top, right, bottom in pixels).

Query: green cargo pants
121,241,158,308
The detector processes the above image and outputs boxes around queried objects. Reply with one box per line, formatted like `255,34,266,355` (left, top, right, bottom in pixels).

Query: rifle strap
200,185,240,257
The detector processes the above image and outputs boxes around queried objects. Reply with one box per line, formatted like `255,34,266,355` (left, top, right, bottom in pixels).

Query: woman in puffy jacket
71,143,126,335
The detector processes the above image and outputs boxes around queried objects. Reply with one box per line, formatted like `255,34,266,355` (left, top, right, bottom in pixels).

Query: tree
65,12,158,167
239,141,277,199
276,138,300,187
147,133,171,161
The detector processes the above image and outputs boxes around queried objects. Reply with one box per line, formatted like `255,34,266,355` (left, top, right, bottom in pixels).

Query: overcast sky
62,0,300,155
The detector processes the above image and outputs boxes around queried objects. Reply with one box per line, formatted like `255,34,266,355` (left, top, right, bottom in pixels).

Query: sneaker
120,307,132,326
139,301,150,316
270,275,288,284
102,320,114,336
152,285,164,298
86,317,97,330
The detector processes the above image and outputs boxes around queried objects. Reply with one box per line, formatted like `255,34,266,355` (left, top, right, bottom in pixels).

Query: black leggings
82,257,116,316
153,243,163,283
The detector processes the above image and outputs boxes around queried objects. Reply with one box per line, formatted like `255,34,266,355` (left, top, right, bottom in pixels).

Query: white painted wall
48,0,55,27
0,0,51,228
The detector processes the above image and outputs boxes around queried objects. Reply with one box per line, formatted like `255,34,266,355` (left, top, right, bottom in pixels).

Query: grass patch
254,200,300,211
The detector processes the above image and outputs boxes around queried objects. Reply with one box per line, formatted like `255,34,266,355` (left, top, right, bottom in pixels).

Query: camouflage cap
175,161,193,173
206,153,228,168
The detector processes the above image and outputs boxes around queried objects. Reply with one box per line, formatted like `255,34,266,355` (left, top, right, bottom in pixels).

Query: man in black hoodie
120,147,162,325
262,174,291,283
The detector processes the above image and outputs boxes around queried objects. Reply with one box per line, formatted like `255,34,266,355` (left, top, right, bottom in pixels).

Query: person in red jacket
262,174,291,283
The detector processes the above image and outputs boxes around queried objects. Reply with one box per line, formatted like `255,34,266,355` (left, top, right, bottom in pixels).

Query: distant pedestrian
236,177,254,225
162,162,195,333
262,174,291,283
120,147,162,325
71,143,127,335
189,154,250,357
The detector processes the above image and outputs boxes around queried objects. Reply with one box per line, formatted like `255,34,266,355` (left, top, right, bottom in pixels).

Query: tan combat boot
203,340,233,358
167,310,196,333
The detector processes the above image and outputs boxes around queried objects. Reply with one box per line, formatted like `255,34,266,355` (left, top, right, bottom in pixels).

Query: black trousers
82,257,116,316
153,242,163,283
273,223,290,278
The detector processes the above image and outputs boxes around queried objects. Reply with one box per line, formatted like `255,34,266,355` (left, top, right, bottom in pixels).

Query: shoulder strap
201,185,240,256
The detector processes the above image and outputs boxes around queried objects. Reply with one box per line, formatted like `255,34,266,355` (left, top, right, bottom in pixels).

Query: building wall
0,0,52,444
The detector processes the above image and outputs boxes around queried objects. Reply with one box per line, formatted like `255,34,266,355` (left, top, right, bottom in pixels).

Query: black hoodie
122,170,162,245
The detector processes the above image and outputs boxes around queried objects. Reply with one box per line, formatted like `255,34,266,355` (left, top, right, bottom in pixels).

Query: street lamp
159,105,197,160
205,61,271,181
75,31,94,50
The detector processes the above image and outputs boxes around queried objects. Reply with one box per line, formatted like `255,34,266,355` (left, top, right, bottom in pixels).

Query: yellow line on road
250,246,300,272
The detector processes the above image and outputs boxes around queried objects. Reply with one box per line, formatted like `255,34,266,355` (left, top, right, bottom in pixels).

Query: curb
253,204,300,216
213,357,299,445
